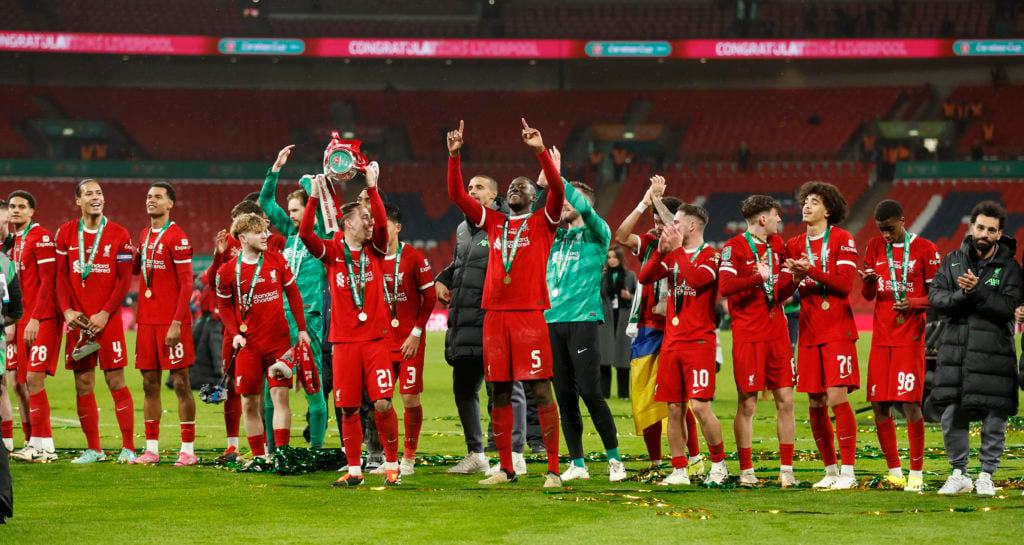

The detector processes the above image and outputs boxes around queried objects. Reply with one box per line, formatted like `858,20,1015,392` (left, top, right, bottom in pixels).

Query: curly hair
970,200,1007,229
230,213,268,239
797,181,848,225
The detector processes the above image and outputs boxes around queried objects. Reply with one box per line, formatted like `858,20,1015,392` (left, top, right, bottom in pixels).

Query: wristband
411,327,423,338
635,202,649,214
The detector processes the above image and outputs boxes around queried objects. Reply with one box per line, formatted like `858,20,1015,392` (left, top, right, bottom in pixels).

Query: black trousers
549,322,619,460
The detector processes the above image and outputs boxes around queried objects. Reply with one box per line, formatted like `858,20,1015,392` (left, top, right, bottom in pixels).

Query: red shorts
867,345,925,403
64,323,128,372
5,340,15,371
732,337,795,392
135,323,194,371
654,341,717,403
391,338,425,395
482,310,553,382
332,340,393,408
15,318,62,383
233,342,291,395
796,341,860,394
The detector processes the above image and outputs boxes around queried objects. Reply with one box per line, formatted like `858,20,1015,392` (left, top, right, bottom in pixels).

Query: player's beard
972,236,994,255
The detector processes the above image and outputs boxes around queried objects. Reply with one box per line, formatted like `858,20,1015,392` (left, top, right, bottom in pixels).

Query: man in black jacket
929,201,1022,496
436,175,530,475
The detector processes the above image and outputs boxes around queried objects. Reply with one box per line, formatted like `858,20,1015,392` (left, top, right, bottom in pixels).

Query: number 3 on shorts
530,349,542,370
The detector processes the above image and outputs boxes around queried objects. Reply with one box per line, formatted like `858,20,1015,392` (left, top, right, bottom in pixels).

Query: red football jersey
135,222,193,325
640,245,720,347
382,243,436,350
54,219,133,316
215,251,301,351
633,233,668,331
719,233,789,343
862,234,939,347
785,227,859,346
6,223,57,322
478,210,557,311
300,187,390,343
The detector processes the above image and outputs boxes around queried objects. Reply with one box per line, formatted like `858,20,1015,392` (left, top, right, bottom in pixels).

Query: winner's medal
500,216,527,287
144,289,152,299
358,312,368,322
806,227,832,313
670,243,707,328
672,316,679,326
391,318,400,328
77,216,107,289
343,240,369,324
235,251,264,335
141,220,173,302
383,243,404,330
239,323,248,333
887,233,915,327
504,275,512,285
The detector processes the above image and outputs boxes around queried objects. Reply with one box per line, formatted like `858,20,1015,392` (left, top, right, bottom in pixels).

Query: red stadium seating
947,85,1024,158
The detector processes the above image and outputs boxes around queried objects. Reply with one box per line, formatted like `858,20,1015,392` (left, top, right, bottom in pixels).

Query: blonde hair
230,213,268,239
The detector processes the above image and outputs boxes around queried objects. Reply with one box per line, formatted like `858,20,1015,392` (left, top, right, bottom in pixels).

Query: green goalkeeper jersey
544,181,611,324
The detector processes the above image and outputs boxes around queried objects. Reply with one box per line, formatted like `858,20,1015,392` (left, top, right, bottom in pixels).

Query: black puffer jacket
929,235,1022,416
435,196,510,365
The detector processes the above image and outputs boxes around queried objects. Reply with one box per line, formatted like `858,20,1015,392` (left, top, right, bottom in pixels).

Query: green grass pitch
5,331,1024,544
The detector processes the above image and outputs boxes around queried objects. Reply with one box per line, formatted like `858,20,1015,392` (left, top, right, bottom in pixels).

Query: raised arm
447,120,485,226
300,182,330,263
365,162,389,256
675,248,718,290
260,147,297,236
638,249,670,284
564,178,611,245
522,120,565,226
282,269,307,332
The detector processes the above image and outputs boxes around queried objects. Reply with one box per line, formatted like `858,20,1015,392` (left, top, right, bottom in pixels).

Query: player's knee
401,394,420,408
373,398,392,413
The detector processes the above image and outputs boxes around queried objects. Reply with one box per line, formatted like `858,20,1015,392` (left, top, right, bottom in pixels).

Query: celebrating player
860,200,938,492
216,213,310,467
614,177,704,476
378,205,436,476
638,205,727,486
782,181,860,489
300,162,404,487
7,190,61,463
539,149,624,483
260,145,329,450
719,195,798,487
130,183,198,466
54,180,136,463
0,200,22,454
447,119,565,487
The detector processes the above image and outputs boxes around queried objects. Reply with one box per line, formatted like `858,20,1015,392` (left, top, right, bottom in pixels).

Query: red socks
538,402,560,474
76,393,101,451
224,391,241,439
180,421,196,444
642,422,663,462
144,419,160,442
874,416,900,470
833,402,857,466
273,428,290,448
738,446,753,471
402,405,423,460
492,404,514,473
671,455,689,470
685,406,700,457
111,387,135,450
808,405,837,466
28,390,52,438
341,412,363,470
907,417,925,472
1,419,11,440
708,441,726,463
780,443,794,467
247,432,267,457
374,407,400,464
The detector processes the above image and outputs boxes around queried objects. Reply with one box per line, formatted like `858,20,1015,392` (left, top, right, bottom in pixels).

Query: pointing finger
521,117,531,130
458,119,464,134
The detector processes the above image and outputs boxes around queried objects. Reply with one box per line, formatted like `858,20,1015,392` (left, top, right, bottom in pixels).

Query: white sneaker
688,455,705,477
830,473,858,490
12,444,57,463
659,468,691,486
447,452,489,474
544,471,563,488
368,463,387,475
608,459,627,482
738,469,759,487
812,465,839,488
704,461,729,486
937,469,974,495
779,470,798,488
975,471,995,496
399,458,415,476
513,452,528,475
560,464,590,482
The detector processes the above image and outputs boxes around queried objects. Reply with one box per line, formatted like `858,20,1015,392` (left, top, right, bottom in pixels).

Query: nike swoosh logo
951,263,960,267
116,406,128,412
30,362,44,368
692,388,705,395
839,435,854,441
530,369,543,375
577,348,588,354
30,408,39,413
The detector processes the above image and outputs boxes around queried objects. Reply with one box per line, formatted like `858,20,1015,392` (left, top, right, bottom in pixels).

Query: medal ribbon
287,234,305,273
744,231,774,307
77,217,107,284
342,240,367,312
501,215,529,278
886,233,915,305
805,226,831,298
141,220,173,289
628,242,657,326
671,243,707,316
234,251,264,323
383,242,403,319
13,222,35,272
552,229,578,294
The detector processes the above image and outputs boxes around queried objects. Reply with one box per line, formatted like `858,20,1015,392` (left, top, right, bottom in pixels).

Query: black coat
929,235,1022,416
435,196,510,365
